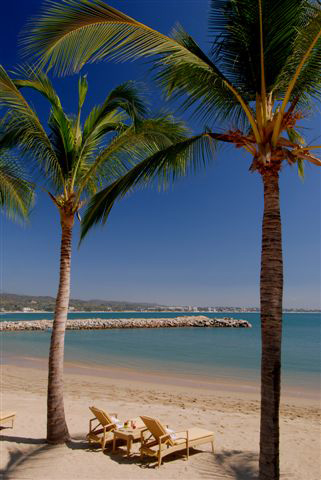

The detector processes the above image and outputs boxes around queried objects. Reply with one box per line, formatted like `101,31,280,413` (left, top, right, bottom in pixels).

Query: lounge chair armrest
140,428,152,444
102,422,117,432
175,430,189,440
158,433,171,452
174,431,189,446
89,418,101,432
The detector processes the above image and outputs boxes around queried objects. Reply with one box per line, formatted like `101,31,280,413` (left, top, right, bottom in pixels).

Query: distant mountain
1,293,318,313
0,293,161,312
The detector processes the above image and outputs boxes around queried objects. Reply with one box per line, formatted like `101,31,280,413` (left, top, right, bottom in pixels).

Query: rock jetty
1,316,251,331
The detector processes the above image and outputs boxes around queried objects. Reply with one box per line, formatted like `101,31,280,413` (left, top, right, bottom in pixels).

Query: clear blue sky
1,0,320,308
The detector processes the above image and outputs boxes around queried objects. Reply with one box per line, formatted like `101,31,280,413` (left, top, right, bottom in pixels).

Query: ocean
1,312,320,395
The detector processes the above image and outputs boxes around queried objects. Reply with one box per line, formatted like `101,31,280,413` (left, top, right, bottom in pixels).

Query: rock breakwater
1,316,251,331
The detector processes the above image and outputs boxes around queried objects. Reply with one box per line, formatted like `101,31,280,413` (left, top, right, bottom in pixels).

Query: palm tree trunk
259,170,283,480
47,212,74,444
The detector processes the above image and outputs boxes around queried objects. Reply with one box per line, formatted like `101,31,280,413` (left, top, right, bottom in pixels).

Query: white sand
1,363,320,480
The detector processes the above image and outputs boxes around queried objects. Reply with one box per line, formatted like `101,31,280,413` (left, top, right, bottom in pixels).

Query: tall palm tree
0,65,188,444
23,1,321,477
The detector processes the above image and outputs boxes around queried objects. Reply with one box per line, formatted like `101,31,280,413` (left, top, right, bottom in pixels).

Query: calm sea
1,312,320,393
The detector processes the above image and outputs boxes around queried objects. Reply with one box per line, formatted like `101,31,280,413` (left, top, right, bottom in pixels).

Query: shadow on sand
214,450,258,480
1,433,259,479
0,433,88,480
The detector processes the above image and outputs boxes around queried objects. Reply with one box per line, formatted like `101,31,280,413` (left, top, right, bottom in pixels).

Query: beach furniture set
87,406,144,453
87,406,215,468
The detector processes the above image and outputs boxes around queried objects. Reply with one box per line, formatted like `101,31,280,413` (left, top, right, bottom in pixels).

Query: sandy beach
1,361,320,480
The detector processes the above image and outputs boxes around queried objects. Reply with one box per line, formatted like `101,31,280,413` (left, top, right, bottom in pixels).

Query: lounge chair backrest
89,406,113,426
141,416,175,446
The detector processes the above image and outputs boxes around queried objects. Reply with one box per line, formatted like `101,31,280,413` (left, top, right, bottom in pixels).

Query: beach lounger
87,406,144,450
140,415,214,467
0,411,16,429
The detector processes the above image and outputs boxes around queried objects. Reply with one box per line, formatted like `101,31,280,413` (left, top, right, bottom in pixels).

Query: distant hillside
0,293,160,312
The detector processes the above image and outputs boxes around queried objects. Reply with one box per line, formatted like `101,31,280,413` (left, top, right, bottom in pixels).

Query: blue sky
0,0,320,308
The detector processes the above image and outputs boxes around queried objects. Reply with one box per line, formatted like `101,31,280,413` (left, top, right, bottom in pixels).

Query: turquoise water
1,312,320,391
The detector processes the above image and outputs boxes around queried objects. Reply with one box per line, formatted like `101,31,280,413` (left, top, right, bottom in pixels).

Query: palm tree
22,1,321,477
0,65,188,444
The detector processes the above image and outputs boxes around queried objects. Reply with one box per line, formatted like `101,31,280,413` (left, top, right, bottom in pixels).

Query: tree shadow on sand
0,433,90,479
1,432,258,480
108,445,259,479
212,450,258,480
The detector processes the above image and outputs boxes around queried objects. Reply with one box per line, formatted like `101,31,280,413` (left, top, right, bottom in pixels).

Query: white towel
111,416,123,428
165,427,177,440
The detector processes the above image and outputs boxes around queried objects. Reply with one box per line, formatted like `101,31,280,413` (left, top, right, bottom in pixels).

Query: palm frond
273,4,321,105
271,6,321,144
83,81,148,142
76,114,189,201
0,149,35,221
48,108,76,179
208,0,314,96
297,158,305,178
78,74,88,110
71,118,126,191
80,133,216,241
13,64,62,109
81,113,126,161
74,74,88,149
22,0,179,74
287,128,306,146
155,24,249,128
101,81,149,120
0,65,62,186
13,66,78,181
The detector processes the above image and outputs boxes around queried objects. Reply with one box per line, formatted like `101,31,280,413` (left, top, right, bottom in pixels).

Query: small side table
112,428,141,456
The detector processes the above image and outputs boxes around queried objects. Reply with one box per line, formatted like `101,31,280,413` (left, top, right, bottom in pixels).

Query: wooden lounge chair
0,411,16,429
140,415,214,467
87,406,144,451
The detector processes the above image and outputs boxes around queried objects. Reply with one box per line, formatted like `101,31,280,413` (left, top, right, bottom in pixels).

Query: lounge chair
140,415,214,467
87,406,144,450
0,411,15,429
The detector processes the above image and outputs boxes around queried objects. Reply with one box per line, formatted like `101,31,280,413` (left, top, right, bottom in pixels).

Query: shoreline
3,354,320,408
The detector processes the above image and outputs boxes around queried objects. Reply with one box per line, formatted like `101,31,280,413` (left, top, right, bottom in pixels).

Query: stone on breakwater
1,315,251,331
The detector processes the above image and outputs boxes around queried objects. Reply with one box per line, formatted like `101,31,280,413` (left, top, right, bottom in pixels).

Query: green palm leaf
22,0,177,74
273,5,321,105
83,81,148,142
48,108,76,179
155,24,248,127
0,148,35,221
209,0,311,95
0,65,63,186
76,114,189,201
13,64,62,109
